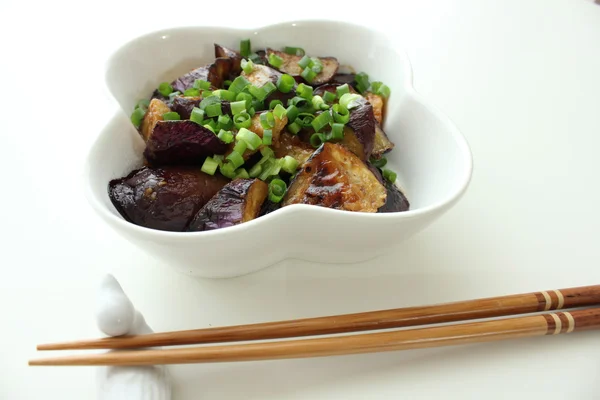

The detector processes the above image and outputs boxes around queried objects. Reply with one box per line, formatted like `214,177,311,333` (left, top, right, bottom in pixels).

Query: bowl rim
87,18,474,240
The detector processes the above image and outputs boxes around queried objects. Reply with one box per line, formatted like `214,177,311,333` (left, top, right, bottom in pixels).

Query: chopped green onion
193,79,211,90
378,84,391,98
322,91,336,104
260,111,275,129
281,156,299,174
285,105,299,122
162,111,181,121
284,46,305,56
229,76,250,94
213,89,236,102
217,129,234,144
259,159,282,180
263,129,273,145
268,178,287,203
252,99,265,112
130,107,146,128
248,81,276,101
158,82,173,97
168,91,181,100
382,168,397,183
217,114,233,130
355,72,370,93
370,81,383,94
301,67,318,84
220,162,237,179
339,93,362,110
235,168,250,179
235,92,253,109
261,146,275,159
201,157,219,175
136,99,150,111
370,156,387,169
247,107,256,115
332,104,350,124
262,81,277,98
236,128,262,150
199,95,221,110
310,58,323,73
330,123,344,140
311,111,333,132
223,80,232,88
205,103,222,118
226,151,245,169
277,74,295,93
287,96,309,109
230,100,247,115
190,107,205,125
248,163,262,178
298,55,312,69
183,88,200,97
310,133,327,148
240,39,251,57
201,90,213,98
268,53,284,68
296,112,315,128
213,155,224,165
287,121,301,134
269,100,283,110
311,95,326,110
296,83,313,100
233,111,252,129
233,139,247,155
336,84,350,98
248,53,262,64
241,58,255,74
273,104,287,120
203,124,215,133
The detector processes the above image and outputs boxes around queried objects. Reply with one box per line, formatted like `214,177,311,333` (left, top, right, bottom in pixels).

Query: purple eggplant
214,43,242,75
171,58,232,93
108,166,228,232
169,96,202,120
378,179,410,213
339,97,376,161
144,120,228,166
373,123,395,158
188,178,268,231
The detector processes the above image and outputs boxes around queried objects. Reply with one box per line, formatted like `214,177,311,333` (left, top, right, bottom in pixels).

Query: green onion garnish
168,91,181,100
241,59,255,74
203,124,215,133
220,162,237,179
130,107,146,128
298,55,312,69
332,104,350,124
370,156,387,169
248,163,262,178
339,93,362,110
183,88,201,97
284,46,305,56
199,95,221,110
268,53,284,68
213,155,224,165
287,96,309,109
201,90,213,98
248,82,276,101
268,178,287,203
273,104,287,120
193,79,211,90
330,123,344,141
233,111,252,129
311,95,326,110
259,159,283,180
336,84,350,98
218,114,233,130
370,81,383,94
201,157,219,175
261,146,275,158
310,133,327,148
260,111,275,129
213,89,236,102
205,103,222,118
248,53,262,64
322,91,336,104
311,111,333,132
277,74,295,93
262,81,277,99
382,168,397,183
236,128,262,150
230,100,247,116
252,99,265,112
190,107,205,125
226,151,245,169
240,39,251,57
301,67,317,83
235,92,253,109
229,76,250,95
269,100,283,110
162,111,181,121
223,80,232,88
281,156,299,174
378,84,391,98
285,105,299,122
233,139,247,155
263,129,273,145
287,121,301,134
158,82,173,97
247,107,256,116
296,112,315,128
310,58,323,73
235,168,250,179
355,72,370,93
217,129,234,144
296,83,313,100
136,99,150,111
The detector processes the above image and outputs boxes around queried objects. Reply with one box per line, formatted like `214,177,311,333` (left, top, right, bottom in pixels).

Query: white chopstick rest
95,274,172,400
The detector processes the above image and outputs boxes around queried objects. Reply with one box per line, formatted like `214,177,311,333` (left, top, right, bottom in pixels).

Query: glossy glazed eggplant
169,96,202,120
283,143,386,212
274,132,315,165
378,179,410,213
188,178,268,231
214,43,242,75
108,166,229,232
171,58,233,93
340,98,377,160
372,123,395,157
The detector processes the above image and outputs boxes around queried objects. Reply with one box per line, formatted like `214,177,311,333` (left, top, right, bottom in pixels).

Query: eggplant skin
372,123,395,157
331,73,356,87
108,166,228,232
171,58,232,93
259,199,281,217
144,120,228,166
313,83,358,97
214,43,242,75
188,179,268,231
378,180,410,213
170,96,202,120
283,143,386,212
344,98,376,160
266,49,339,85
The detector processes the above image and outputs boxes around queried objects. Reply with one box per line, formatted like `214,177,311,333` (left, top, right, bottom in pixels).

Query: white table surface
2,0,600,398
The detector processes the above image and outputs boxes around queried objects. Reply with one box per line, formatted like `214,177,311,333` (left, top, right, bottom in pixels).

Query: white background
2,0,600,398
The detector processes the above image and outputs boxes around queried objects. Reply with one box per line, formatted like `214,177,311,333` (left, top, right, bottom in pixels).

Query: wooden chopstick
29,307,600,366
36,284,600,351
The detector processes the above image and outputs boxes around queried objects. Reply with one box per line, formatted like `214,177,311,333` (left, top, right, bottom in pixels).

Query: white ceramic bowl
85,20,473,278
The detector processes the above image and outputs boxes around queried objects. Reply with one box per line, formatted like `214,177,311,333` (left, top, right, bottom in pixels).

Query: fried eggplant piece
274,132,314,165
372,123,395,157
144,120,228,166
188,178,268,231
282,143,386,212
140,99,171,141
265,49,339,85
108,166,228,232
331,73,356,87
171,58,232,93
378,179,410,213
365,93,384,125
214,43,242,74
341,98,376,160
169,96,202,120
313,83,358,97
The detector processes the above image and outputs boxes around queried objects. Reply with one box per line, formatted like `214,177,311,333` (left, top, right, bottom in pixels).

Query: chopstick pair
29,285,600,367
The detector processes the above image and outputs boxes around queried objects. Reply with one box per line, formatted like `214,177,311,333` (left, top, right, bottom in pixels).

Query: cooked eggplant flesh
171,58,232,93
108,166,228,232
188,178,268,231
365,93,384,125
344,98,376,160
144,120,229,166
372,123,395,157
141,99,171,141
274,132,315,165
214,43,242,75
283,143,386,212
266,49,339,85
